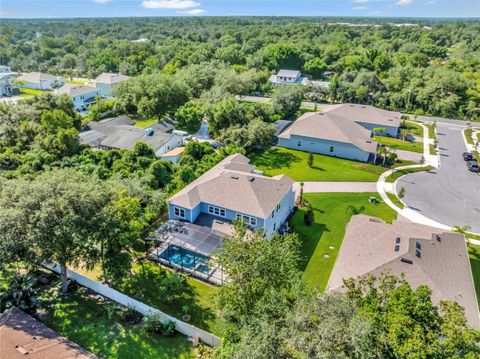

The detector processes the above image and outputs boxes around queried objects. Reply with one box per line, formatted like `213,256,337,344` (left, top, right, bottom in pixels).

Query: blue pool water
159,245,210,274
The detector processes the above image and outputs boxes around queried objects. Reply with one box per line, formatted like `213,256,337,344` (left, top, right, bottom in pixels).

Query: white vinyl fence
45,263,222,347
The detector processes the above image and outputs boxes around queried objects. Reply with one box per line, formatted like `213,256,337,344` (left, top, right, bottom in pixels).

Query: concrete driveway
396,123,480,232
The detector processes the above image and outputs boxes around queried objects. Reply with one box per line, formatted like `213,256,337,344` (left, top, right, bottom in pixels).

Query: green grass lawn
67,80,89,85
251,147,390,182
292,193,398,291
386,192,404,209
130,114,159,128
41,285,195,359
425,123,436,140
16,87,46,97
468,243,480,306
385,166,435,183
402,121,424,137
375,135,423,153
114,262,227,337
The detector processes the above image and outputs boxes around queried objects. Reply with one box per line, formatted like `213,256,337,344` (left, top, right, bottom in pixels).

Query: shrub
162,320,176,337
161,272,188,304
143,314,176,337
304,204,314,226
119,304,143,324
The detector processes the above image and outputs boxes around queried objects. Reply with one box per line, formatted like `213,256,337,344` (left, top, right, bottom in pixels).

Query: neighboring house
94,72,129,97
327,215,480,328
55,84,99,111
269,69,310,86
0,307,98,359
0,66,17,97
17,72,66,90
168,153,295,238
79,115,186,157
161,146,185,164
276,103,401,162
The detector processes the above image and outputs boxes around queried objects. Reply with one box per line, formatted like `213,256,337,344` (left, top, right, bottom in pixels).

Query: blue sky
1,0,479,19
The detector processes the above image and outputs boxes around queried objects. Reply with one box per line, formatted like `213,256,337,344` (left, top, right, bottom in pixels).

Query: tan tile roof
327,215,480,327
168,153,294,218
0,307,97,359
162,146,185,157
95,72,129,84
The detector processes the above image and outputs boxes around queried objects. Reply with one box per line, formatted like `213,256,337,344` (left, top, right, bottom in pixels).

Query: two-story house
55,84,99,112
167,153,295,238
0,66,17,97
94,72,129,97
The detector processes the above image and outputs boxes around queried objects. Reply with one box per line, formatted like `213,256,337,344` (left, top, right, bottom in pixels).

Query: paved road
397,123,480,232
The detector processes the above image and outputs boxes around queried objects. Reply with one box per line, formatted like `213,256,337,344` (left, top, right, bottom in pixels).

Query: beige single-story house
17,72,66,90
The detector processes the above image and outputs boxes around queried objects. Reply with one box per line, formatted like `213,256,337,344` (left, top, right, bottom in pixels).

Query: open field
291,192,398,291
375,135,423,153
251,147,400,182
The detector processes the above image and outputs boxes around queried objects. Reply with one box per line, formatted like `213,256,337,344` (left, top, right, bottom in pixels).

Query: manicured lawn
131,114,159,128
16,87,45,97
429,143,437,155
465,129,474,145
251,147,389,182
375,135,423,153
468,243,480,306
386,192,404,209
402,121,424,137
425,123,436,140
42,286,195,359
68,80,89,85
115,262,227,337
385,166,435,183
292,193,398,291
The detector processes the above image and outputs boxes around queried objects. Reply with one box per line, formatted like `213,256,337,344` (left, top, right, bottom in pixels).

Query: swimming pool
158,245,210,274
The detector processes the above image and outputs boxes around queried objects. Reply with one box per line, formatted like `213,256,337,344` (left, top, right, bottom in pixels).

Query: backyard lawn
375,135,423,153
251,147,391,182
292,192,398,291
131,114,159,128
16,87,45,97
468,243,480,306
41,284,196,359
402,120,424,137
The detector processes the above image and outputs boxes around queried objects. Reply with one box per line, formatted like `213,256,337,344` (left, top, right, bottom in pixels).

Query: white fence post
44,263,222,347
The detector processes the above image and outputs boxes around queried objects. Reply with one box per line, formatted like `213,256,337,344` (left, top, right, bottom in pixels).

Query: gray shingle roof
327,215,480,327
277,69,301,78
168,154,294,218
18,72,62,83
55,84,97,97
327,103,401,128
95,72,129,85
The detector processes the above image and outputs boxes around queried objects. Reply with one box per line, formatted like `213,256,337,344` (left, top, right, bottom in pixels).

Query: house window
273,223,276,231
208,205,226,217
173,206,186,218
330,146,334,152
235,214,257,227
297,141,302,147
271,210,275,218
276,203,281,212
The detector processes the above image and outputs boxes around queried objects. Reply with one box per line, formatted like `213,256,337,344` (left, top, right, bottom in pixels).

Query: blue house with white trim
167,153,295,238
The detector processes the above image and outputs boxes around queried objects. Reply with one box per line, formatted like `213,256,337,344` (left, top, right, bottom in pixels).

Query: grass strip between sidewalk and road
385,166,435,183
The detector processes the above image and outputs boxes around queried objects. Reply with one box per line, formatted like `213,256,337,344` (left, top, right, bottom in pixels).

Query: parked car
467,160,478,168
468,164,479,172
463,152,474,161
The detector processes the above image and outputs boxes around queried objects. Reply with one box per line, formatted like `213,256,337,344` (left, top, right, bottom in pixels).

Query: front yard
375,135,424,153
251,147,396,182
291,192,398,290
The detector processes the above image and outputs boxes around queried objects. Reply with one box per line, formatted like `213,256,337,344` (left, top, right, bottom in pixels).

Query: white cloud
177,8,206,14
396,0,413,5
142,0,200,9
93,0,111,3
352,0,370,3
352,6,368,10
426,0,435,4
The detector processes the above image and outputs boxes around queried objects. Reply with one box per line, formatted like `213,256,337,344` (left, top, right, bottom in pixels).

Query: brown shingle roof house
0,307,97,359
327,215,480,327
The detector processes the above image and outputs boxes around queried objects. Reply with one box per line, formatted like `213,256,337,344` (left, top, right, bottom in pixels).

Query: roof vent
401,258,413,264
249,177,255,182
230,176,239,180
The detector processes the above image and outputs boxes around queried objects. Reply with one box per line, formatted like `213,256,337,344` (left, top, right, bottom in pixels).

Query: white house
269,69,310,86
55,84,99,112
17,72,66,90
0,66,17,97
94,73,129,97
